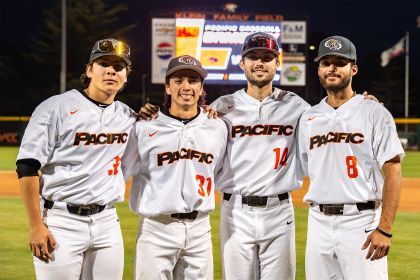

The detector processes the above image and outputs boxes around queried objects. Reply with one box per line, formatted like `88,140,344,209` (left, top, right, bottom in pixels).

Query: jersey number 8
346,156,358,178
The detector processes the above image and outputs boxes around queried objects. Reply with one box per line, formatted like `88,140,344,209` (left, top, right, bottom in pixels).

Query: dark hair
163,75,206,109
80,61,132,90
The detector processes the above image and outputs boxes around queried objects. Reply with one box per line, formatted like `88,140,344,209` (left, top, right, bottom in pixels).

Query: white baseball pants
220,194,296,280
134,214,213,280
306,206,388,279
34,203,124,280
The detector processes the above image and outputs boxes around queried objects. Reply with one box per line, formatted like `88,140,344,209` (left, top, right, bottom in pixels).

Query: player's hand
361,229,391,261
362,91,383,105
202,105,218,119
138,103,159,120
29,223,56,263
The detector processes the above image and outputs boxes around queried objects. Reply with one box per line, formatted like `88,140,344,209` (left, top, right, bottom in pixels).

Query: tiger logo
178,56,197,65
324,39,342,50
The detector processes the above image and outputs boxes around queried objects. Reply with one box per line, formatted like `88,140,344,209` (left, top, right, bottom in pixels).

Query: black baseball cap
314,35,357,63
166,55,208,79
89,38,131,65
241,32,280,57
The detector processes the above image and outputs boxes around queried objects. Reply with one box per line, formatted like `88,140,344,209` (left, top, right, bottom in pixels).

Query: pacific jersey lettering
310,132,364,150
74,132,128,145
157,148,214,166
232,124,294,138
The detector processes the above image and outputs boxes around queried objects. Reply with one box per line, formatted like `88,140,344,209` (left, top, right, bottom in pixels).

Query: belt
223,192,289,207
318,201,376,215
170,211,199,220
44,199,106,216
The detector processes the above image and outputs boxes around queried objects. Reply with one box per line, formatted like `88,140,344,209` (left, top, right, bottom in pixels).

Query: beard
244,67,275,88
319,73,351,93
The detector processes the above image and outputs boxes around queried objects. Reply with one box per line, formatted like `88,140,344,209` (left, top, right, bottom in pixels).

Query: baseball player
16,38,137,280
139,32,310,280
210,32,310,280
298,35,405,279
122,55,227,280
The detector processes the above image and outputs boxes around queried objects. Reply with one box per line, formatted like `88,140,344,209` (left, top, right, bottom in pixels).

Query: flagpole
404,31,409,118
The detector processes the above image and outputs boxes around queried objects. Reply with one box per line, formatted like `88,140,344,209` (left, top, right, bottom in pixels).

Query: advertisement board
175,18,282,84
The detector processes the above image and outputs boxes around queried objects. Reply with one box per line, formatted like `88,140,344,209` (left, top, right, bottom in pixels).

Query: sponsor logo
73,132,128,145
0,132,18,144
308,116,317,121
310,132,364,150
325,39,342,50
284,65,302,82
365,228,375,233
70,109,79,115
287,220,294,225
156,42,173,60
157,148,214,166
232,124,294,138
227,105,234,109
148,131,158,137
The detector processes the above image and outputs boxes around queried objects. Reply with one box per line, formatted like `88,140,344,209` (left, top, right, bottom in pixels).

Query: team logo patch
324,39,342,50
178,56,197,65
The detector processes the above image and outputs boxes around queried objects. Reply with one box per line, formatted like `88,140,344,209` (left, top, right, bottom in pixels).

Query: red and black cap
241,32,280,57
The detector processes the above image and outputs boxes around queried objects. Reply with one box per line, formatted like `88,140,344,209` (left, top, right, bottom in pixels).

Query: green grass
401,151,420,177
3,147,419,177
1,199,419,280
0,147,19,170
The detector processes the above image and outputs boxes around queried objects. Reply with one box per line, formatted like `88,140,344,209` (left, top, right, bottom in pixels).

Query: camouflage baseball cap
314,35,357,62
166,55,208,79
89,38,131,65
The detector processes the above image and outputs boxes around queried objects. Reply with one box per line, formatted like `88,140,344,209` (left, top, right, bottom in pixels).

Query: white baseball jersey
211,88,310,196
298,94,405,204
17,89,137,205
122,109,227,217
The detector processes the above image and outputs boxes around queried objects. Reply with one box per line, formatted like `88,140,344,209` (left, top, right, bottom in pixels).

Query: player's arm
17,159,56,263
362,155,401,261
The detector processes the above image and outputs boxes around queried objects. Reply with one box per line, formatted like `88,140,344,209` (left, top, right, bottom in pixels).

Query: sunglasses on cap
241,35,280,56
94,39,130,57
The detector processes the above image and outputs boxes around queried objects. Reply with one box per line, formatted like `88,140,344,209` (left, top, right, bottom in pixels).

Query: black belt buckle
356,201,376,211
242,196,268,207
320,204,344,215
67,204,106,216
171,211,198,220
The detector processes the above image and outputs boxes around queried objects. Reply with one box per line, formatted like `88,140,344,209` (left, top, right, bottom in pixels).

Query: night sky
1,0,419,116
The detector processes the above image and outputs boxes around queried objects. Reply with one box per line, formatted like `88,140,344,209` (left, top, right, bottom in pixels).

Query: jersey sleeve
121,125,141,181
372,107,405,167
17,97,60,167
215,120,228,175
209,96,224,112
297,115,309,176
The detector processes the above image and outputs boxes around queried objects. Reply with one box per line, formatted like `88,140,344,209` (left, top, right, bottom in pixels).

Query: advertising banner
151,18,176,84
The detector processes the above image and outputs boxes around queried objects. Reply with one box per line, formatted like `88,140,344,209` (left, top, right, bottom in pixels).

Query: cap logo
324,39,342,50
178,56,197,65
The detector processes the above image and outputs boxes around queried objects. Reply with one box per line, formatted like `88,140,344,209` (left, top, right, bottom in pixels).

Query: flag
380,36,406,67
